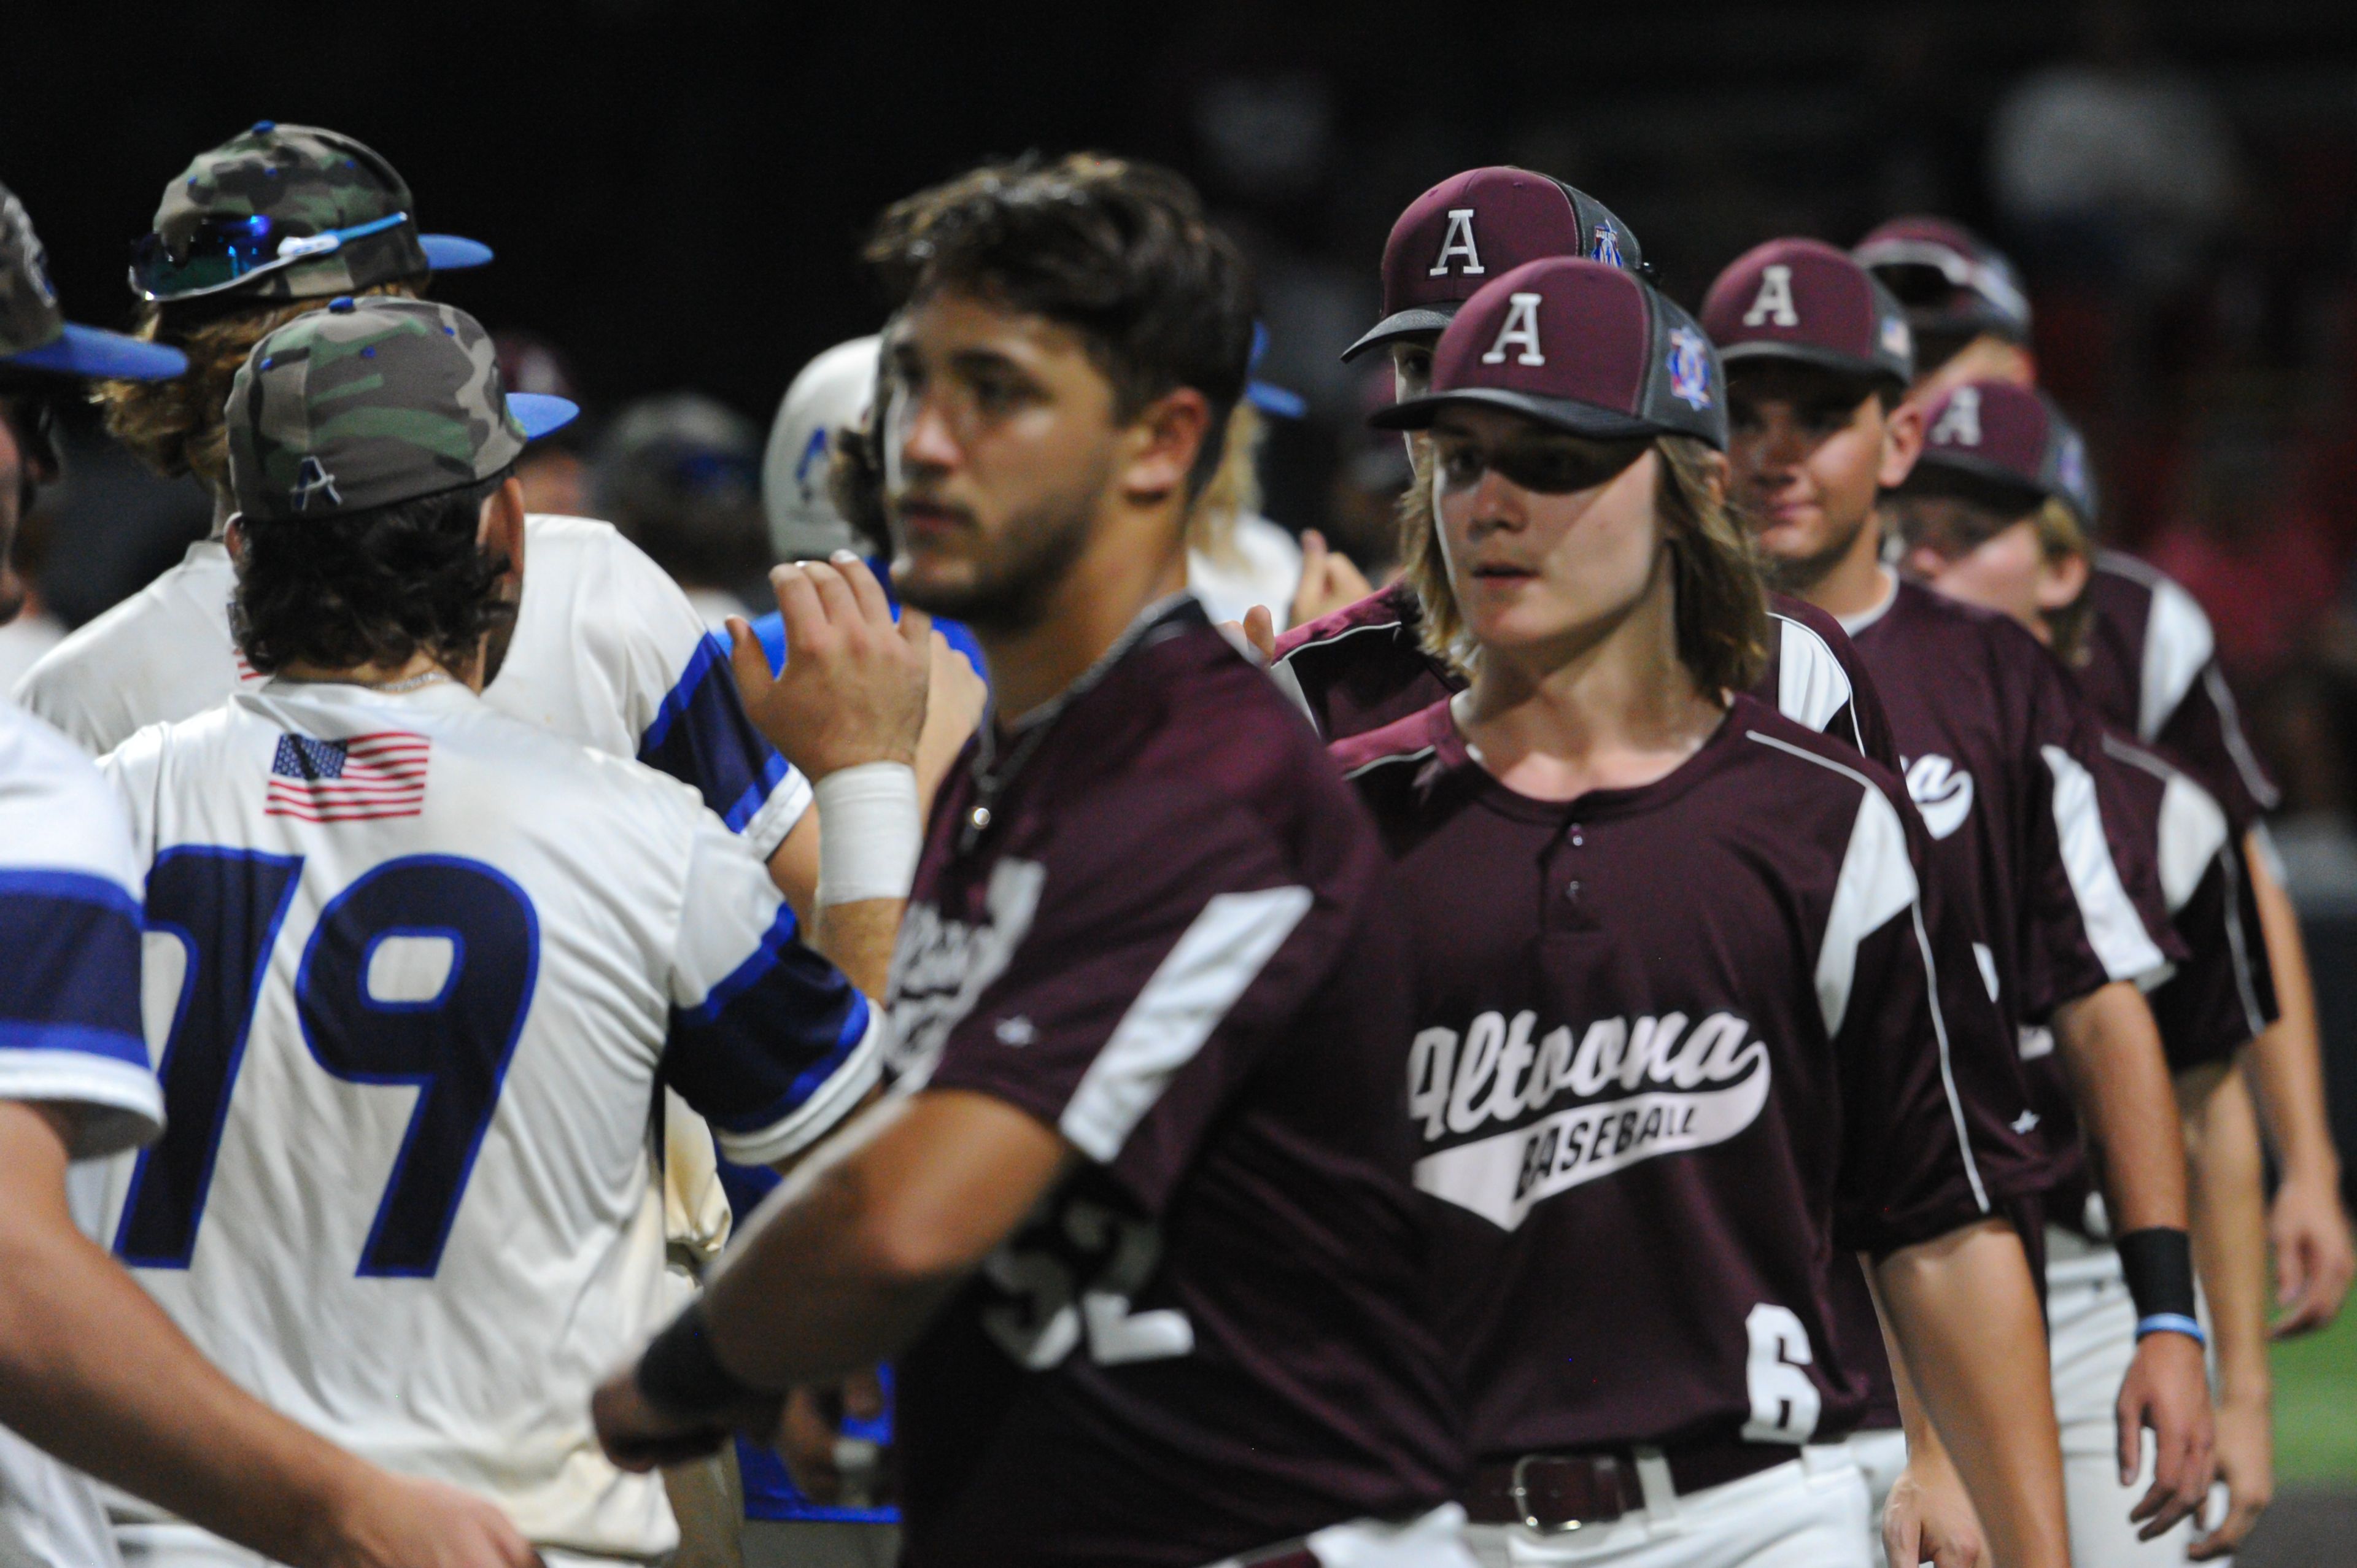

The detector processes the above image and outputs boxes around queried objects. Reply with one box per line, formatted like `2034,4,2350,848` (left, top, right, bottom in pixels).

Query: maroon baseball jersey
2082,551,2279,832
2024,728,2276,1239
1843,577,2180,1033
1334,693,2029,1464
1274,582,1902,770
2092,731,2273,1074
880,596,1463,1568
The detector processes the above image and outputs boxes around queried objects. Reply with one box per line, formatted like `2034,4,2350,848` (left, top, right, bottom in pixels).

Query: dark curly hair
864,152,1254,494
231,471,516,676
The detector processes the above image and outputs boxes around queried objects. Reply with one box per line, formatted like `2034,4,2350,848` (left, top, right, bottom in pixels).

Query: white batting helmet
761,334,880,561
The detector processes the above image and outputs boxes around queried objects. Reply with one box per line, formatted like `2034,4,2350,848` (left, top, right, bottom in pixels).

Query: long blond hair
2029,496,2097,665
98,284,421,493
1402,433,1769,692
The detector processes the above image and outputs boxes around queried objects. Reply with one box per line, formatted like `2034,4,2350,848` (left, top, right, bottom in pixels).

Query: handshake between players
0,120,2346,1568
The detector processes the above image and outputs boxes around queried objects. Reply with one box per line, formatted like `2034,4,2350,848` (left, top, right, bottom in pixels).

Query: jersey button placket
1545,819,1593,931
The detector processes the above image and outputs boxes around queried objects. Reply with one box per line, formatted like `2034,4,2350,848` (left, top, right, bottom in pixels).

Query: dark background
7,1,2353,435
8,0,2357,853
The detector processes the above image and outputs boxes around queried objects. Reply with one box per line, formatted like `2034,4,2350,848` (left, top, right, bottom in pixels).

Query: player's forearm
811,895,905,1003
705,1142,960,1391
2189,1067,2272,1406
2242,835,2337,1186
1876,1219,2070,1568
1864,1255,1940,1454
2054,980,2191,1232
0,1108,376,1568
704,1090,1071,1391
767,808,820,926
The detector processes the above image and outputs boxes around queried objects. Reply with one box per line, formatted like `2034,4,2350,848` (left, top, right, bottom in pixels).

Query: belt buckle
1509,1454,1584,1535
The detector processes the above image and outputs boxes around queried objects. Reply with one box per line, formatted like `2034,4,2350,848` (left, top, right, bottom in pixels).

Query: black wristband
636,1302,764,1422
2116,1226,2198,1322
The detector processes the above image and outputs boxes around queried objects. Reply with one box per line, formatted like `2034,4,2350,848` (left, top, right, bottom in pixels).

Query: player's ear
2037,546,2091,612
223,514,247,570
1690,446,1729,506
1878,395,1924,489
1117,385,1213,508
478,475,527,588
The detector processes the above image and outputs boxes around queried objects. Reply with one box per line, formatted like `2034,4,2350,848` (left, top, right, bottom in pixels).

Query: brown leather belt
1463,1443,1790,1532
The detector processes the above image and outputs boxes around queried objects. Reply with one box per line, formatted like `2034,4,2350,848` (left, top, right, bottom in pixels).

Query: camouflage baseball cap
0,182,185,379
226,296,575,522
131,122,492,305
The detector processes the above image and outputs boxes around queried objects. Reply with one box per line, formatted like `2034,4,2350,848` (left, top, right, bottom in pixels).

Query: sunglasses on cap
128,210,409,303
1430,427,1651,496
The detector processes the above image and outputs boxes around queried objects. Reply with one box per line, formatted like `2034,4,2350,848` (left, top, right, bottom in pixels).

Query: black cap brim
1341,305,1460,363
1894,450,2049,514
1718,339,1905,393
1369,385,1664,440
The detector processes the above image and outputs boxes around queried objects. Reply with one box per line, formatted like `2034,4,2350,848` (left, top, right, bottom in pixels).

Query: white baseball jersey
14,515,810,854
0,705,161,1568
96,679,880,1559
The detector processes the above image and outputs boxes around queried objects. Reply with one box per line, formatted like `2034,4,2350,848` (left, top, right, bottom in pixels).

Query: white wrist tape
813,762,922,907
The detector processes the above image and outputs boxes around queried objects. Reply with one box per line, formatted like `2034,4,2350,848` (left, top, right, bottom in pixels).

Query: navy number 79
114,850,538,1277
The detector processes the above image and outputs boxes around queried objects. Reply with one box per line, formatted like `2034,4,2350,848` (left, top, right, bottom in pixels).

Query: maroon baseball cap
1342,167,1643,363
1700,238,1913,392
1853,217,2032,346
1898,379,2098,527
1370,257,1725,449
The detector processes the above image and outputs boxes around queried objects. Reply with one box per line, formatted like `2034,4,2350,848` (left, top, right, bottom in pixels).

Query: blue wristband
2135,1312,2206,1347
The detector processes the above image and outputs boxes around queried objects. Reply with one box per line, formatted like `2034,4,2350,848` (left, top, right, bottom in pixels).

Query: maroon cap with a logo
1700,238,1913,390
1901,379,2098,527
1854,217,2032,345
1369,257,1725,449
1342,167,1643,362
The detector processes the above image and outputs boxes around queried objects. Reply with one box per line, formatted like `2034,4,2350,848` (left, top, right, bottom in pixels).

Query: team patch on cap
1668,326,1713,411
1593,223,1625,270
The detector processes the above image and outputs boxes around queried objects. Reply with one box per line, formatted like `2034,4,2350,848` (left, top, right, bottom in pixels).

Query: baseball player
594,153,1474,1568
1858,217,2353,1349
1889,380,2279,1562
1342,255,2065,1568
1274,168,1900,775
14,121,819,908
1706,238,2218,1550
94,295,897,1568
0,185,535,1568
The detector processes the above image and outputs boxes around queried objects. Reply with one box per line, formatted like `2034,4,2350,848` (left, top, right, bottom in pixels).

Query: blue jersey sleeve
664,813,881,1165
638,632,806,852
2,711,165,1157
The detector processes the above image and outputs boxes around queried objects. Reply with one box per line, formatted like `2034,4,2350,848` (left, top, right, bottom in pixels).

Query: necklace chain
276,668,456,694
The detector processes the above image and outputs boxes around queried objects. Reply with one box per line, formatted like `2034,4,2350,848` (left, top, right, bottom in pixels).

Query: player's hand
1883,1451,1987,1567
1286,529,1372,629
774,1369,889,1503
588,1364,741,1475
1217,607,1277,663
318,1470,541,1568
2117,1330,2216,1539
2189,1389,2274,1558
727,552,929,780
2267,1173,2354,1337
914,633,986,815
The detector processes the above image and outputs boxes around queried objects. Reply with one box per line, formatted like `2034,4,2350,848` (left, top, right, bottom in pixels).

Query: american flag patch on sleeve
267,732,430,822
